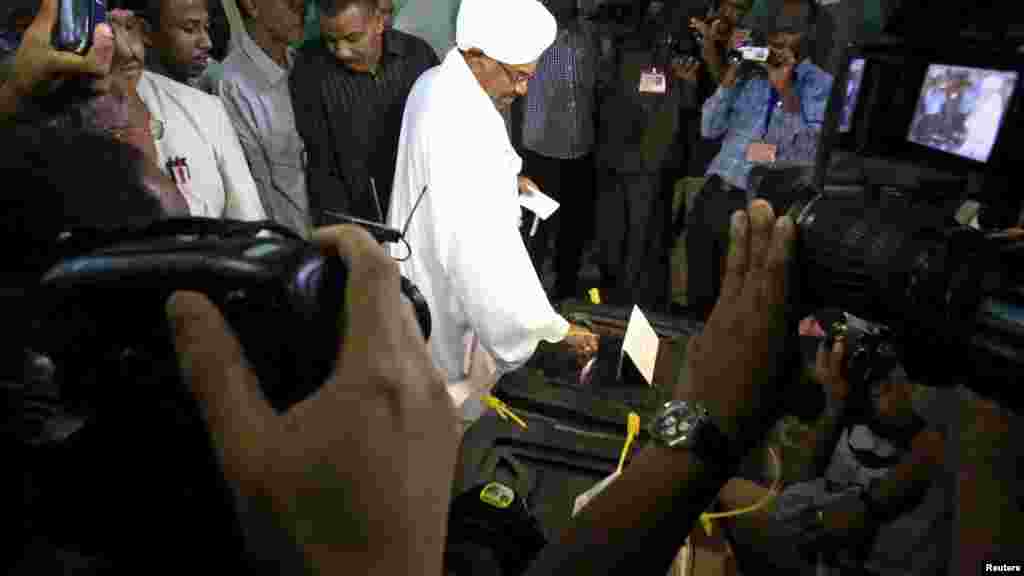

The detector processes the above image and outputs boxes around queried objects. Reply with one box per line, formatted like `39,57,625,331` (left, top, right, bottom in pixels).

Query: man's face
321,3,385,73
767,30,803,61
251,0,306,45
470,53,536,111
378,0,394,30
147,0,213,82
110,11,147,94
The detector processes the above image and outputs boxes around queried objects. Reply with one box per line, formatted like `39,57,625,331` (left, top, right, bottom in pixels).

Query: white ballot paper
518,185,560,221
619,305,660,386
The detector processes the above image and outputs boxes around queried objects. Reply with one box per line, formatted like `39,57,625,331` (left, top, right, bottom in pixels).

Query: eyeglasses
497,61,534,87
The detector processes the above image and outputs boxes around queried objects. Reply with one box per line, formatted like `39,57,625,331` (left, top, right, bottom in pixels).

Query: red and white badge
638,69,667,94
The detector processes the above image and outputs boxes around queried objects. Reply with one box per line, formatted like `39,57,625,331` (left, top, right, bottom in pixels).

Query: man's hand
565,323,600,368
765,47,798,95
167,225,457,574
8,0,114,99
720,61,740,88
681,200,796,450
518,175,541,195
690,17,730,46
671,58,701,84
815,338,848,409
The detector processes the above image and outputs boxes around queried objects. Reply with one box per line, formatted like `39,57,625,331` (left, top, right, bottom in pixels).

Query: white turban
456,0,557,66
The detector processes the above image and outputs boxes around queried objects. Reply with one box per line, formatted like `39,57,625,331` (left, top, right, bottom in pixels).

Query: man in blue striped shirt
518,0,609,301
686,2,832,320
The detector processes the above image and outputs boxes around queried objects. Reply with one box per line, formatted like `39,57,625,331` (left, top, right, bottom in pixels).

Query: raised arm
526,200,798,576
1,0,114,123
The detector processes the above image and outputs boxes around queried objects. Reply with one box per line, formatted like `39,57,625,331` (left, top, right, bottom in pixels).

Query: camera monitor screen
839,58,866,133
906,64,1018,163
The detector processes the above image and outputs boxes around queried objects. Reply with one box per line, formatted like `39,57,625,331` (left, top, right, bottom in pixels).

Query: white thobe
387,49,569,406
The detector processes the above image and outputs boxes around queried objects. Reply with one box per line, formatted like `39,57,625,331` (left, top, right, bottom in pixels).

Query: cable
395,235,413,262
701,445,782,520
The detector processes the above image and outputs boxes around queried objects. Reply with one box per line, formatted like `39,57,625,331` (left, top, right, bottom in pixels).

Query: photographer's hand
1,0,114,120
671,59,701,84
167,225,457,575
717,60,740,89
682,199,796,451
525,200,796,576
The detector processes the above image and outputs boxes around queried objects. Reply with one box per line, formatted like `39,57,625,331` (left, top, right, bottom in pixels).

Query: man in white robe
387,0,597,419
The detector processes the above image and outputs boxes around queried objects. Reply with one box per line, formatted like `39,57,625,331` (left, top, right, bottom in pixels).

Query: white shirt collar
239,25,294,85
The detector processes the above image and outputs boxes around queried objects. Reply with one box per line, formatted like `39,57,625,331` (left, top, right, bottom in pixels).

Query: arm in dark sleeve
289,51,340,225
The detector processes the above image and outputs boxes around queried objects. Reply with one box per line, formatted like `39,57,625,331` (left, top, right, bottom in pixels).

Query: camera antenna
402,185,429,239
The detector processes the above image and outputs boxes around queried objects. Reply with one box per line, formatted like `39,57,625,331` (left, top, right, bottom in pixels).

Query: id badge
746,142,778,164
638,70,667,94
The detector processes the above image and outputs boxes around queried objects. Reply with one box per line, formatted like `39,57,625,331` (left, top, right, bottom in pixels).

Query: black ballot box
509,302,703,422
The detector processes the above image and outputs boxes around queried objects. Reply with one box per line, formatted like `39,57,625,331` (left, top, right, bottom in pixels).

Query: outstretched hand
682,200,797,452
167,225,458,574
9,0,114,98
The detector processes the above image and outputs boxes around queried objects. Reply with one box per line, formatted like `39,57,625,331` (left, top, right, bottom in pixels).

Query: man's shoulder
145,71,218,103
143,72,231,126
390,29,440,66
220,48,248,77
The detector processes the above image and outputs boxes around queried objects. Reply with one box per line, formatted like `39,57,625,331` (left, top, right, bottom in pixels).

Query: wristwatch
647,400,739,478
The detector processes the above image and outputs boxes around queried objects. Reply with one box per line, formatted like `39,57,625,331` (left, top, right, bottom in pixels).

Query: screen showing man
907,64,1017,163
838,57,864,133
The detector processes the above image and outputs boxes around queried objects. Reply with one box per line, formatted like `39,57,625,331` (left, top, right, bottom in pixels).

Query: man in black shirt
290,0,438,225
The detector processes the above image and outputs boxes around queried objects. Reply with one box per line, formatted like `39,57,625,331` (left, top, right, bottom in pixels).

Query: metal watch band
648,400,738,478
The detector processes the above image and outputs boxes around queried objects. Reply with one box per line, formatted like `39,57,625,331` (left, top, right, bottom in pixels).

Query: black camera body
32,219,431,412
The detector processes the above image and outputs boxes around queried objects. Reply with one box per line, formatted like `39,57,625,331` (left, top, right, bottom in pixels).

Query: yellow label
588,288,602,305
480,482,515,509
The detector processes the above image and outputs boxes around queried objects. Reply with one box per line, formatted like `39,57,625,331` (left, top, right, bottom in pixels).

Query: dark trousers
595,169,672,312
687,173,812,321
521,150,596,301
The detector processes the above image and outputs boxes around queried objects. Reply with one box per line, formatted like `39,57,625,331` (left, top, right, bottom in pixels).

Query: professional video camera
790,37,1024,414
30,218,431,412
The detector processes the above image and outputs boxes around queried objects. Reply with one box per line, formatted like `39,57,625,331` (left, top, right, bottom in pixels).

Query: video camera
29,218,431,413
786,37,1024,414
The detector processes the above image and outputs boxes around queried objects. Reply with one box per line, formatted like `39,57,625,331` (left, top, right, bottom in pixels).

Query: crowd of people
2,0,1021,574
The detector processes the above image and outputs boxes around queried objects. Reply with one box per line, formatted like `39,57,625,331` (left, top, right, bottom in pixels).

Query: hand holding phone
54,0,107,54
4,0,113,105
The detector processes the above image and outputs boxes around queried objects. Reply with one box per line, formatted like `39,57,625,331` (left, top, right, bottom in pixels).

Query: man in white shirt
387,0,597,418
220,0,310,236
107,9,266,220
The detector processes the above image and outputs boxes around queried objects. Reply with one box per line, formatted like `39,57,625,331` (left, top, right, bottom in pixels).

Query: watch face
656,403,704,447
